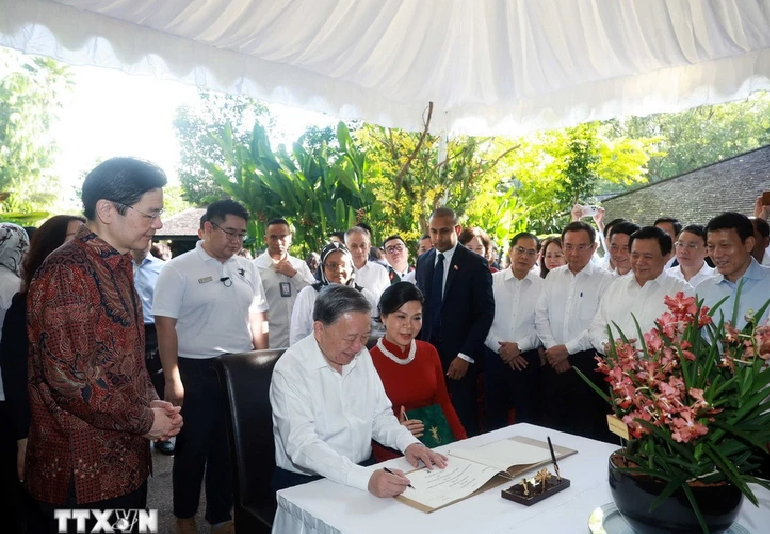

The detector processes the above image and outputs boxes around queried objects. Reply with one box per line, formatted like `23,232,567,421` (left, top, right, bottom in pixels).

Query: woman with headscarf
289,242,378,345
0,222,30,533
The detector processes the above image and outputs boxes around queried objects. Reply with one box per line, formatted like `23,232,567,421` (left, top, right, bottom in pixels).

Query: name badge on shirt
280,282,292,298
198,276,213,284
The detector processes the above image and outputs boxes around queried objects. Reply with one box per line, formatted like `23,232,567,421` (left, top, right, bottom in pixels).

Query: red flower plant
575,288,770,532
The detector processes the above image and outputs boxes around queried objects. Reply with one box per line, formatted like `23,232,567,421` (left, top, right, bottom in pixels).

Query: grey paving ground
147,443,215,534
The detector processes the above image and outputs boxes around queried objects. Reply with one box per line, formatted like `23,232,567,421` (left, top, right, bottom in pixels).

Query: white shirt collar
435,243,458,264
503,267,535,283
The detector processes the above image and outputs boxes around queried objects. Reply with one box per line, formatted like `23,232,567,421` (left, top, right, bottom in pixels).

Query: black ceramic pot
609,453,743,534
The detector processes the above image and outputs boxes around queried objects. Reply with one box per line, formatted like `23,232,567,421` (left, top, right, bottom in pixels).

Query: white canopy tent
2,0,770,136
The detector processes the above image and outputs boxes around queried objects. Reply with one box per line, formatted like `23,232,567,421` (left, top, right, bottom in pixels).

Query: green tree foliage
0,48,71,216
606,91,770,182
173,91,271,205
203,120,381,255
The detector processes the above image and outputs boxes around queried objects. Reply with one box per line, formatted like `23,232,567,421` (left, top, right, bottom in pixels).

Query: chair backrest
215,349,284,512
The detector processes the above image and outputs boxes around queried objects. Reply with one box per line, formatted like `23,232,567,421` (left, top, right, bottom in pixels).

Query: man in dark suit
416,207,494,436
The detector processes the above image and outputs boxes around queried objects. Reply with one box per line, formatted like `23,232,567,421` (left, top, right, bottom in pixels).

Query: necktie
431,253,445,333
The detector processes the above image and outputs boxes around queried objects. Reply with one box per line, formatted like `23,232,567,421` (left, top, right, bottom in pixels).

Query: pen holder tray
502,476,570,506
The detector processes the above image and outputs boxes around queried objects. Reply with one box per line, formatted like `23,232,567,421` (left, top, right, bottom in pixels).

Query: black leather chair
215,349,285,534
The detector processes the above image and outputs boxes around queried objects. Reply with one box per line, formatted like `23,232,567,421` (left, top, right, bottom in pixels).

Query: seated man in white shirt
270,284,447,496
345,226,390,299
590,226,693,352
666,224,715,288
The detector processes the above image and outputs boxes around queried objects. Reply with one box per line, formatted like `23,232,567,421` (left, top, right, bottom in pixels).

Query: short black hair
378,282,424,317
81,158,167,220
206,199,249,224
603,218,626,238
383,234,405,247
562,221,596,244
706,212,754,243
330,231,345,241
266,218,290,231
419,235,431,242
629,226,672,256
654,217,682,237
510,232,540,250
610,221,641,239
680,224,707,245
199,214,208,230
430,207,458,225
750,217,770,239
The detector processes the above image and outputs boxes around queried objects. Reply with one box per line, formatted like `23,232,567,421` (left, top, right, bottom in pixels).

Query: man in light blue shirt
696,212,770,329
131,243,173,454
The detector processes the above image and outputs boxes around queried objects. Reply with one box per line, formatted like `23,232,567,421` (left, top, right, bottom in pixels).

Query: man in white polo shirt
345,226,390,299
154,199,269,534
255,218,315,348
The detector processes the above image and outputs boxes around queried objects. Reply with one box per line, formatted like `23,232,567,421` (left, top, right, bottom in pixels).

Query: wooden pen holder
501,475,570,506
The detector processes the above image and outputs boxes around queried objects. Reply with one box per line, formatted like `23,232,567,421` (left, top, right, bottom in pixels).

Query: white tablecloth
272,423,770,534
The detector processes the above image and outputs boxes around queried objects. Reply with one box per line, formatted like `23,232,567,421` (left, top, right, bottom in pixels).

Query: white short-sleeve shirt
152,241,269,359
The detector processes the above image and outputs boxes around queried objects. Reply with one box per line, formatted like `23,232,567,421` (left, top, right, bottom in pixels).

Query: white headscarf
0,223,30,277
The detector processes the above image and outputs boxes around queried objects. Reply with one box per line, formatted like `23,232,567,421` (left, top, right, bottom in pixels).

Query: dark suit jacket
416,244,495,369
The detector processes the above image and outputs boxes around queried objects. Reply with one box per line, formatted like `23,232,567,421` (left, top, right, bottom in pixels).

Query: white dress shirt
353,261,390,300
289,285,378,346
254,252,315,349
589,271,693,353
535,262,615,355
270,334,420,491
666,262,715,289
485,269,543,353
152,241,269,359
762,251,770,267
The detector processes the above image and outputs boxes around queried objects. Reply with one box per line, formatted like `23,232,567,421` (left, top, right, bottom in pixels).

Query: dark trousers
0,401,29,534
144,324,164,400
483,347,541,431
271,455,375,492
28,478,147,534
173,358,232,524
541,349,614,443
444,365,479,438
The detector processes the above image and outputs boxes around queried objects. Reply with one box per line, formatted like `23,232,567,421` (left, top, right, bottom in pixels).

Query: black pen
384,467,416,489
547,436,561,480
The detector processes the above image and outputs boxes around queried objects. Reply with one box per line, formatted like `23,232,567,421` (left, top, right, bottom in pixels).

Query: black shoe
155,440,175,456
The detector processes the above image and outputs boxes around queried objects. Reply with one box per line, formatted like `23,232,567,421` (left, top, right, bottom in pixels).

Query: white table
272,423,770,534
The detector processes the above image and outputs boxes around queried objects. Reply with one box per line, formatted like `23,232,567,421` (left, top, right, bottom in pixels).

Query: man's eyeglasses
514,246,537,257
210,221,247,241
114,202,164,221
385,244,405,254
564,244,592,252
675,241,700,250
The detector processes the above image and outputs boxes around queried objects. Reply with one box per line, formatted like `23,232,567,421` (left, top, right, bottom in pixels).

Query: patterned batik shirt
26,227,159,504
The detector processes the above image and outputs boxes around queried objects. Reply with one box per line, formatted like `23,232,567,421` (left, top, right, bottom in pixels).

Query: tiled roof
155,207,206,237
602,145,770,226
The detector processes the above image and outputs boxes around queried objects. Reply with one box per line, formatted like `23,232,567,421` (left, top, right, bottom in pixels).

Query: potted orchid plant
577,288,770,533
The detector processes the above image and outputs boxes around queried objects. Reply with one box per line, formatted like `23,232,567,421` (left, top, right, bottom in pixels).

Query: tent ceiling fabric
2,0,770,135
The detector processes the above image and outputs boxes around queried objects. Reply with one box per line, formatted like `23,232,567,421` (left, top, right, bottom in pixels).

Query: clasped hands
498,341,528,370
144,400,183,441
545,344,572,374
368,443,448,498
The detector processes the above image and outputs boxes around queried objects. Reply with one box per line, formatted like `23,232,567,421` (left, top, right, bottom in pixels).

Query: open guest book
395,436,578,513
